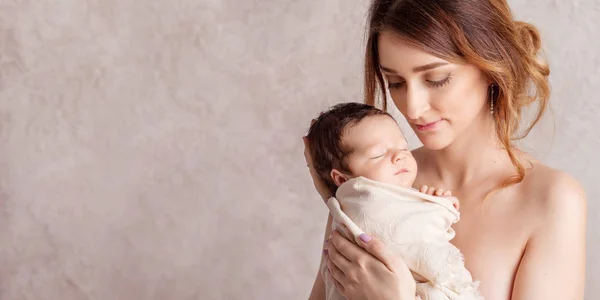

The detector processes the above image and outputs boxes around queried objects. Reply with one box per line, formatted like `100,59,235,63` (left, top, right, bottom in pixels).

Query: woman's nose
405,86,429,120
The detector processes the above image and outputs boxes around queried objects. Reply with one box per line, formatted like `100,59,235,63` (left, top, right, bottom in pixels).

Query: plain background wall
0,0,597,299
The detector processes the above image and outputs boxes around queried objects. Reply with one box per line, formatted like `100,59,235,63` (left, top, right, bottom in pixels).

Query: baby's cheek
353,165,385,182
370,166,398,183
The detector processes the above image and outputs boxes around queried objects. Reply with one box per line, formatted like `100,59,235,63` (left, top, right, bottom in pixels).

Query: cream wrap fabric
320,177,483,300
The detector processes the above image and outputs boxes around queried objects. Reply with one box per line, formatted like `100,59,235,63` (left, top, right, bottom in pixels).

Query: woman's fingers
333,280,347,297
302,136,314,167
327,258,348,288
327,230,417,299
327,231,353,271
355,233,398,271
324,233,349,297
328,271,347,297
329,230,366,264
303,136,332,201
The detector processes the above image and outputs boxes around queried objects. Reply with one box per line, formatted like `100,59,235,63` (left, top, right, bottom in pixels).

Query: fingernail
359,233,372,243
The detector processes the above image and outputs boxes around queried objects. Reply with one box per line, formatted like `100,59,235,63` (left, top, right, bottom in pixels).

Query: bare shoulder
522,161,587,228
525,162,586,207
509,160,587,299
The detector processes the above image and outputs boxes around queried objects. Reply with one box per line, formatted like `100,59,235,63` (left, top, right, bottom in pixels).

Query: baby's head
307,103,417,195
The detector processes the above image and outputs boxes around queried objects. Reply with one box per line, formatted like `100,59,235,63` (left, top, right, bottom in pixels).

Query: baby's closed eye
370,153,385,159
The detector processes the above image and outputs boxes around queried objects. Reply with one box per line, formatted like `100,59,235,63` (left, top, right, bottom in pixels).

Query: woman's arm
304,133,335,300
511,173,587,300
308,214,333,300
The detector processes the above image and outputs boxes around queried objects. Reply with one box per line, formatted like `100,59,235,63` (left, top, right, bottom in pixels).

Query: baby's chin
388,177,415,188
357,173,415,188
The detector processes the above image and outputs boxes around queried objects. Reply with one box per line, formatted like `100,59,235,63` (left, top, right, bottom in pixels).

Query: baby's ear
330,169,348,187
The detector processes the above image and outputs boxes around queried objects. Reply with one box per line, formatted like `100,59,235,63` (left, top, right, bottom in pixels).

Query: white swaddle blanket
321,177,483,300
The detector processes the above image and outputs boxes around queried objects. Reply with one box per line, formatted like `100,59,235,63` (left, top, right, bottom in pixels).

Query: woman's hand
324,230,417,300
303,131,332,201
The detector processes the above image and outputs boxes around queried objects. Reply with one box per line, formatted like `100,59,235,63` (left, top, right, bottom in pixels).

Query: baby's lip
394,168,409,175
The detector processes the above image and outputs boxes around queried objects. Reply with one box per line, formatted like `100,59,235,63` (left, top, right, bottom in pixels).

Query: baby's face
339,115,417,188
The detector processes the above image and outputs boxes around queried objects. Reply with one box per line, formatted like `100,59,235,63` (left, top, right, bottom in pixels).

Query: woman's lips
415,120,442,131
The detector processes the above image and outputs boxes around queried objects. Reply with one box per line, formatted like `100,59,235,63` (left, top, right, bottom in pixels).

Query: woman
304,0,587,299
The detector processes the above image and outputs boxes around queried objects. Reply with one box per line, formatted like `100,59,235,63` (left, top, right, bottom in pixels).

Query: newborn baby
306,103,482,300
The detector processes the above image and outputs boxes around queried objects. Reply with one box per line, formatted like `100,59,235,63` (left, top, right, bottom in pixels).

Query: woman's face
377,30,491,150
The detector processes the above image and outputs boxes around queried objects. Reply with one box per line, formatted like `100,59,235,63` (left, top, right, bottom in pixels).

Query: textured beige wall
0,0,597,299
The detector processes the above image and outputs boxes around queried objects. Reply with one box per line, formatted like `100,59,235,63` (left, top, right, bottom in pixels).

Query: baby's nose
393,152,405,163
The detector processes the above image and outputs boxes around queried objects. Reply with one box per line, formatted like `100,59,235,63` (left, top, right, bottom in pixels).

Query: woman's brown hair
364,0,550,192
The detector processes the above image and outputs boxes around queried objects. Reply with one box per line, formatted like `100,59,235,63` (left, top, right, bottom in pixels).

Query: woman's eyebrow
380,62,449,74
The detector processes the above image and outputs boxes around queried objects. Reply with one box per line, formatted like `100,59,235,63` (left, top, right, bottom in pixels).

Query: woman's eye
388,82,405,90
427,74,451,88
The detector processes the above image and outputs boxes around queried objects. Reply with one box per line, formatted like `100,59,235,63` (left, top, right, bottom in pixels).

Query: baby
306,102,456,205
306,102,482,300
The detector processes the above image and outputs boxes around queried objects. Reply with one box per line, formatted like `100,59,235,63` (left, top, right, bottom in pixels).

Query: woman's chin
417,133,453,151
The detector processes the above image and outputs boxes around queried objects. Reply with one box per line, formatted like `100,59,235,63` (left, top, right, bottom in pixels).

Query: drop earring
489,83,497,115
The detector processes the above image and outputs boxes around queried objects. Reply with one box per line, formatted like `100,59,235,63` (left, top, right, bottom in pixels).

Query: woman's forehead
378,32,451,73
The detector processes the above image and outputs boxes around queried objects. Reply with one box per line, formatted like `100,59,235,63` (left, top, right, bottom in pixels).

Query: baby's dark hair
306,102,393,195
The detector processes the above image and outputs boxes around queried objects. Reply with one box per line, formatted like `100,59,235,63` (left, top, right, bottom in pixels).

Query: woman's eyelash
428,75,451,87
387,73,452,90
388,82,404,89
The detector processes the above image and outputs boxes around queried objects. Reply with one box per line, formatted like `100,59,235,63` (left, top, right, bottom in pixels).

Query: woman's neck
424,119,513,190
